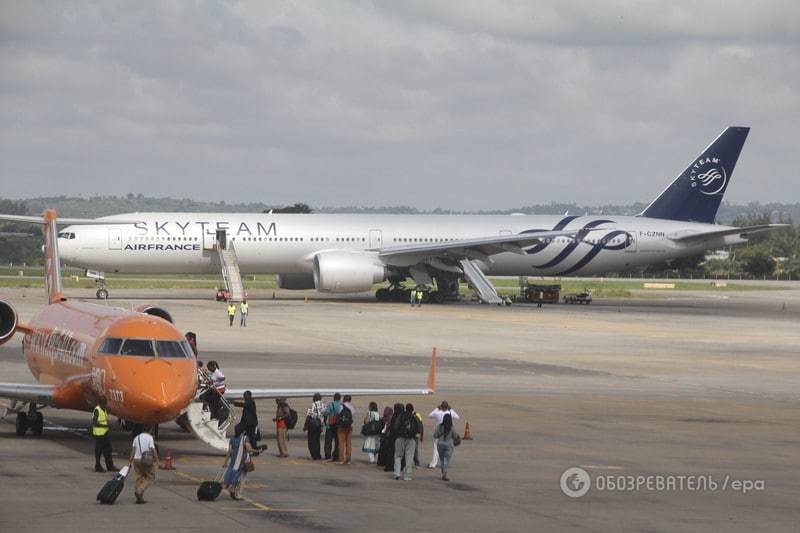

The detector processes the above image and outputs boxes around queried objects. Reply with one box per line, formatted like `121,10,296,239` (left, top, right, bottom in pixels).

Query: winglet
426,347,437,393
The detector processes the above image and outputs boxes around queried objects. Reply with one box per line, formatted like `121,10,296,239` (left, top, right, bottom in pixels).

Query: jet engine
0,300,18,346
133,305,174,324
276,273,316,290
313,251,386,293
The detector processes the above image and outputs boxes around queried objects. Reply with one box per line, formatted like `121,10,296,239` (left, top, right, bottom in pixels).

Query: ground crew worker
240,299,249,327
416,287,424,307
227,302,236,326
92,396,118,473
538,290,543,308
410,288,417,307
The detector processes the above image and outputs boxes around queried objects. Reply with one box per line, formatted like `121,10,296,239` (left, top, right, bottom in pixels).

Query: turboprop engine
0,300,18,346
313,251,386,293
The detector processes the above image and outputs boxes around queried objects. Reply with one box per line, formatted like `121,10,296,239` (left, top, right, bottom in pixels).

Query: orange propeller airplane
0,210,435,441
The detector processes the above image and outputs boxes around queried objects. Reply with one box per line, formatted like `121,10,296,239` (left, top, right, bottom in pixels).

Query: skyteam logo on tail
690,157,727,195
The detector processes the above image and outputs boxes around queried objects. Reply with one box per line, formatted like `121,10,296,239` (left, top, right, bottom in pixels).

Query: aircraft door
108,228,122,250
369,229,382,249
625,231,637,253
216,229,227,250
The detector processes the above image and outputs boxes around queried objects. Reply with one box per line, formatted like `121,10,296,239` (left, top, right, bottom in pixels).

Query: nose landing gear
14,405,44,437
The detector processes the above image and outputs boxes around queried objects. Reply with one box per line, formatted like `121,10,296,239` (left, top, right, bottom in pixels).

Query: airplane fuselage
60,213,744,279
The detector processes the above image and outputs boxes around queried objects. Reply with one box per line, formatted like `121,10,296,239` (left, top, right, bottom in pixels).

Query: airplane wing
670,224,788,243
0,383,57,406
224,350,437,401
377,227,614,260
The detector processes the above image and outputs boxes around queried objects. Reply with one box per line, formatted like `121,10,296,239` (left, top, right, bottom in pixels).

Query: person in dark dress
380,403,403,471
239,390,260,449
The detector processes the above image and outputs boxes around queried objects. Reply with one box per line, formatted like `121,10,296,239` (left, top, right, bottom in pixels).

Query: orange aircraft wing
0,383,57,406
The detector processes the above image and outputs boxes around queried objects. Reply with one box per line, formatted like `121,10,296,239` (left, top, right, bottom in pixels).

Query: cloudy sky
1,1,798,210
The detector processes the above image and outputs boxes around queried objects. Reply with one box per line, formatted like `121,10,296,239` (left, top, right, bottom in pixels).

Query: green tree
264,203,312,214
736,245,776,277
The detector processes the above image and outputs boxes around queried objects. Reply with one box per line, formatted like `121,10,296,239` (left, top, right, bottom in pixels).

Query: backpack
285,408,298,430
337,406,353,428
398,413,417,439
138,435,155,467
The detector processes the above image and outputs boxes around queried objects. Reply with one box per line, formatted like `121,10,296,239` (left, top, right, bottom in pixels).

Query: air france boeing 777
56,127,781,303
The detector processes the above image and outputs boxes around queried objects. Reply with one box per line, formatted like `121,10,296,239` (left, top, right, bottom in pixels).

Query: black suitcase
97,465,130,505
197,481,223,501
197,468,225,501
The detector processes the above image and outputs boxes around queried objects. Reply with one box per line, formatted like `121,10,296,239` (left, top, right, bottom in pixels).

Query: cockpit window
99,337,123,354
57,232,76,239
120,338,155,357
155,340,193,358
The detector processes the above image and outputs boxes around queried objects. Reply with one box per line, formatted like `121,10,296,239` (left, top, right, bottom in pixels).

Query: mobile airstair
459,259,503,305
217,243,245,302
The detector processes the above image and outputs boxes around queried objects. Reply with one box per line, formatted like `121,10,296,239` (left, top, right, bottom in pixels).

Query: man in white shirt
129,426,160,504
427,401,459,469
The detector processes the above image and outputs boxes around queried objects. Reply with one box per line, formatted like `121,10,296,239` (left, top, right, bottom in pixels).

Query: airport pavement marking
173,470,314,513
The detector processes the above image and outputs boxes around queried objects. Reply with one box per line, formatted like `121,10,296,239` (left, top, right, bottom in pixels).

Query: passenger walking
223,424,256,500
129,425,159,504
337,395,355,465
227,302,236,326
428,401,460,469
304,393,326,460
239,300,249,327
274,398,290,458
393,403,420,480
434,414,460,481
92,396,118,473
362,402,381,463
410,288,417,307
240,390,259,449
377,405,397,470
324,393,343,461
416,287,424,307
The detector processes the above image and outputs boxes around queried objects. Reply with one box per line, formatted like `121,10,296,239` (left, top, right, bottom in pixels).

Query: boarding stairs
176,382,235,453
459,259,503,305
217,243,245,302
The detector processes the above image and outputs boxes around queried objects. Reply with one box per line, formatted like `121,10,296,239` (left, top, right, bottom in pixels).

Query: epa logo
560,467,591,498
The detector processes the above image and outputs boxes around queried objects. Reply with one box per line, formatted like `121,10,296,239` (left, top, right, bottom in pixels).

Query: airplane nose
124,359,197,423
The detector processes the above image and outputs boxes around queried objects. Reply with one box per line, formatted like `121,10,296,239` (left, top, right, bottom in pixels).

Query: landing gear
86,270,108,299
14,408,43,437
96,288,109,300
15,412,27,436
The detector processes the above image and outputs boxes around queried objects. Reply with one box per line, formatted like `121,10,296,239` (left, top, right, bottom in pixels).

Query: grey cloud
0,1,798,210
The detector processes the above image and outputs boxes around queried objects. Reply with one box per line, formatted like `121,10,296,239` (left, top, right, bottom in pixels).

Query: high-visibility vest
227,305,236,316
240,302,248,314
92,406,109,437
416,290,423,300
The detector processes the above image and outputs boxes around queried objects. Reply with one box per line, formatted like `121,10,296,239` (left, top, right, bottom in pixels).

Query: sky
1,1,798,210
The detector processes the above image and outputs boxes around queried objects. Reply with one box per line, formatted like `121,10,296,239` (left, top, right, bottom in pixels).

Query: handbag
244,459,255,473
361,419,383,436
138,435,155,467
453,433,462,447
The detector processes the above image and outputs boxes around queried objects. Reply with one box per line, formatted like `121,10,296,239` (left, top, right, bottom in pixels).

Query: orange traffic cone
160,450,176,470
463,422,473,440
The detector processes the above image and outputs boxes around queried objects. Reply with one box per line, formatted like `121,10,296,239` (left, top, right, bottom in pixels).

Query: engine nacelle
133,305,174,324
276,273,316,290
313,252,386,293
0,300,18,346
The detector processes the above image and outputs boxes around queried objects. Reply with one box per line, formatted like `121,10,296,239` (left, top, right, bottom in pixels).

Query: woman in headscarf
239,390,259,449
433,413,460,481
381,403,404,472
222,424,256,500
376,405,394,468
361,402,381,463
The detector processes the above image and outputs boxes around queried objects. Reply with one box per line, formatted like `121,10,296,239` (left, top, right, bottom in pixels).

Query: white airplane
57,127,781,303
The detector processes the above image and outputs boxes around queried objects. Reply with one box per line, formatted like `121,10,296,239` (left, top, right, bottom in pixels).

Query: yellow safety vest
240,302,248,314
92,406,109,437
227,305,236,316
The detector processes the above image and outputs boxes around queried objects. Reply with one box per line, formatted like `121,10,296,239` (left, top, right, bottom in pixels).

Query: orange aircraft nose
106,357,197,424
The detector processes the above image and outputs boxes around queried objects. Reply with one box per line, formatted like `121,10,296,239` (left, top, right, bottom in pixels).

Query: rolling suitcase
97,465,130,505
197,469,225,501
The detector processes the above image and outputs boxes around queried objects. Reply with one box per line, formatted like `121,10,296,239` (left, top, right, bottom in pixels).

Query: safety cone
463,422,473,440
160,450,176,470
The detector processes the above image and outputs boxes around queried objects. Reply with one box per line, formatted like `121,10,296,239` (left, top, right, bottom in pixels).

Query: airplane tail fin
640,127,749,223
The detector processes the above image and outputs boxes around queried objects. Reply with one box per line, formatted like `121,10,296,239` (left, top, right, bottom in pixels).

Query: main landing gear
15,405,44,437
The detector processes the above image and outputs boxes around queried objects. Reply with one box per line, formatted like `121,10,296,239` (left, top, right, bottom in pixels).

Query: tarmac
0,285,799,532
